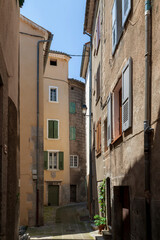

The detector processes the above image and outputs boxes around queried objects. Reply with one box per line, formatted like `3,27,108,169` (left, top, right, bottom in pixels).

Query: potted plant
94,214,106,233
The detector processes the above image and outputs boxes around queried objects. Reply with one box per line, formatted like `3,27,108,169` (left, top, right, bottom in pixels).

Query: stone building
43,51,71,206
69,78,86,203
20,15,52,226
0,1,20,239
83,0,160,239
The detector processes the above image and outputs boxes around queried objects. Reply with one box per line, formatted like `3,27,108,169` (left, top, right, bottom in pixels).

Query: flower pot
98,224,106,234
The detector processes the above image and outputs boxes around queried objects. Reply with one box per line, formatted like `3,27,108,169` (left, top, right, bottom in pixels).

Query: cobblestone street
28,203,100,240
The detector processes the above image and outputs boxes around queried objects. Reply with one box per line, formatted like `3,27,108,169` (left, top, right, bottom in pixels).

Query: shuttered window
96,12,101,51
70,127,76,140
107,93,112,146
122,58,132,131
44,151,64,170
122,0,131,27
112,0,122,54
104,118,108,152
96,64,100,103
70,102,76,114
96,119,101,156
48,120,58,139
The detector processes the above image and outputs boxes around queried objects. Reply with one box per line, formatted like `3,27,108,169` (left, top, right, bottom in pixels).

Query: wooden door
48,185,59,206
121,186,130,240
70,185,76,202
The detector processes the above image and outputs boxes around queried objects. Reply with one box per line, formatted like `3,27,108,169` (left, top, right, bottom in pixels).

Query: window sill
47,138,59,140
111,134,122,145
96,150,101,158
49,101,59,103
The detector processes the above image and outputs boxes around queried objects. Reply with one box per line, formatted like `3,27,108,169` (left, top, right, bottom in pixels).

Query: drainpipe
36,34,53,226
84,30,93,218
144,1,152,239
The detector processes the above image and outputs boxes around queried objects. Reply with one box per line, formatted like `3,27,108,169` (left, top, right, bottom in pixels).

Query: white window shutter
122,0,131,27
122,57,132,132
107,93,112,146
112,0,117,54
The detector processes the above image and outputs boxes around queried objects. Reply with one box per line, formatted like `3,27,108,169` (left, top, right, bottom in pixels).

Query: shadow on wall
112,108,160,240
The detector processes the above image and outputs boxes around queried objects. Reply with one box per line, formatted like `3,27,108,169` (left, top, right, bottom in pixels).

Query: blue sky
21,0,89,82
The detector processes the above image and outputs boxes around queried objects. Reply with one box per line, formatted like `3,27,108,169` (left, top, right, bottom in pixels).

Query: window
50,60,57,66
104,118,108,152
44,151,64,170
96,64,100,103
96,119,101,156
122,0,131,27
70,127,76,140
112,0,131,54
69,102,76,114
70,155,78,168
48,120,59,139
96,12,101,52
107,58,132,146
49,86,58,102
113,78,122,140
112,0,122,54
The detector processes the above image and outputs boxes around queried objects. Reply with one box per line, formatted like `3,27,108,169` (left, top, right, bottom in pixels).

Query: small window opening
50,60,57,66
71,87,74,90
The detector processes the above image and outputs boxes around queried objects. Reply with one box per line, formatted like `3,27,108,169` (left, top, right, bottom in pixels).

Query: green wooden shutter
59,152,64,170
70,127,76,140
70,102,76,114
48,120,54,138
53,121,58,138
44,151,48,170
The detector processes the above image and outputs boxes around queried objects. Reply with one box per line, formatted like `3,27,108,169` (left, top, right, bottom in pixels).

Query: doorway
70,185,76,202
114,186,130,240
48,185,59,206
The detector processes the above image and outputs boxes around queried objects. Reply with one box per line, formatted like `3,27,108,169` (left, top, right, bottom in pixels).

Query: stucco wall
20,18,48,226
0,1,19,239
43,52,70,206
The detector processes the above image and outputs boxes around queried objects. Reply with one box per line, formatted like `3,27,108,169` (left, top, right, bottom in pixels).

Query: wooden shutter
122,58,132,132
48,120,53,138
122,0,131,27
53,120,58,138
44,151,48,170
70,127,76,140
107,93,112,146
96,64,100,102
70,102,76,114
59,152,64,170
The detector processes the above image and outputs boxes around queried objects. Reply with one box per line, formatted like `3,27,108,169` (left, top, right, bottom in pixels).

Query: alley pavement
28,202,100,240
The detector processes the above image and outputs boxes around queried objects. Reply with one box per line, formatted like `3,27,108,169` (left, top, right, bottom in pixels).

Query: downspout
144,1,152,239
84,30,93,218
36,34,53,226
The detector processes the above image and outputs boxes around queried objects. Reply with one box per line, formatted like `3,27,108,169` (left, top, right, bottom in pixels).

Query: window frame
47,119,59,139
48,151,59,170
112,78,122,142
96,118,101,156
70,155,79,168
70,126,76,140
49,86,58,103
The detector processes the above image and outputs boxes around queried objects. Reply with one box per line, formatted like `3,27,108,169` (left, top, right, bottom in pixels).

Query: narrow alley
28,203,99,240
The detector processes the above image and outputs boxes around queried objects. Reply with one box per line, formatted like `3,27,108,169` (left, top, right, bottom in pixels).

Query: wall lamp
82,104,93,117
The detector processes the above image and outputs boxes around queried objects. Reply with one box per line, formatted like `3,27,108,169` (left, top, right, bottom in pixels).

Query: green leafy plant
19,0,25,8
94,215,106,226
99,179,106,216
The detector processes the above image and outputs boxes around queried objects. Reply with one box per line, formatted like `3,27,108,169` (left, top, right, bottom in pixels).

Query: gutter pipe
36,34,53,226
144,1,152,239
84,30,93,218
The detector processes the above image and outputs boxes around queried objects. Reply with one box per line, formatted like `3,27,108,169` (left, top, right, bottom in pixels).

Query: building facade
0,1,20,239
83,0,160,239
69,78,86,203
43,51,71,206
20,15,52,226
